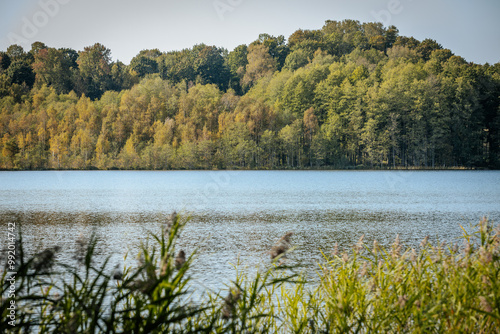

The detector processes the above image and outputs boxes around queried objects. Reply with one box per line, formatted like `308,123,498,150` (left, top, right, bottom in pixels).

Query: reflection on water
1,171,499,291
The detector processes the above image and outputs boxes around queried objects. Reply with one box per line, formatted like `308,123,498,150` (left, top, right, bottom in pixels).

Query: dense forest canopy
0,19,499,170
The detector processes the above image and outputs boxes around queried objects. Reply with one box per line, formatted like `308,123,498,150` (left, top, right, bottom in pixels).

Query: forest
0,19,499,170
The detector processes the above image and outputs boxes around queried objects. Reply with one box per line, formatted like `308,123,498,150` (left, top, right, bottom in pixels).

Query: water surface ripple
1,170,499,290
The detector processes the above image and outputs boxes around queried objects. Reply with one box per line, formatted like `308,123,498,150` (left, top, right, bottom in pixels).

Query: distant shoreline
0,166,495,172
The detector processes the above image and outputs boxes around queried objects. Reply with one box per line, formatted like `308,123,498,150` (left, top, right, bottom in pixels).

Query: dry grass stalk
372,240,379,254
392,234,402,259
222,288,241,320
479,296,493,313
175,250,186,270
410,248,417,262
397,295,408,309
354,234,365,254
420,235,429,248
358,261,368,277
270,232,293,259
160,254,170,276
332,242,339,257
464,240,472,255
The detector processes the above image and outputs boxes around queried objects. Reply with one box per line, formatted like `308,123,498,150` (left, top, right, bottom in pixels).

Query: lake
1,170,499,291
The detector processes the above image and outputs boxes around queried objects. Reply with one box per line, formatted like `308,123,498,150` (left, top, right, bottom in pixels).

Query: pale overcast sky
1,0,499,65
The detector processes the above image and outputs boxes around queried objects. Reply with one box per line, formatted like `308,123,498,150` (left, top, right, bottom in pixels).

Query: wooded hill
1,19,499,170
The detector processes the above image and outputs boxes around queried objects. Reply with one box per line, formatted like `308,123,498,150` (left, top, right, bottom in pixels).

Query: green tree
303,107,318,166
288,29,323,51
242,44,276,89
416,38,442,61
193,45,229,89
283,49,310,71
111,61,137,91
394,36,420,49
32,48,74,93
6,44,26,61
260,129,278,168
255,34,289,70
129,55,159,78
59,48,79,69
7,60,35,88
2,135,19,167
70,128,94,168
30,41,47,55
226,45,248,93
161,49,196,84
76,43,113,99
118,133,140,169
278,119,303,168
0,52,11,71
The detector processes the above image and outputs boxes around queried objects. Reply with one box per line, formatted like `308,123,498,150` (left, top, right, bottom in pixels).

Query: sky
1,0,499,65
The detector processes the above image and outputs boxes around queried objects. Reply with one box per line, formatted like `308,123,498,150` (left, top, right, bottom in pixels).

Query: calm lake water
1,170,499,290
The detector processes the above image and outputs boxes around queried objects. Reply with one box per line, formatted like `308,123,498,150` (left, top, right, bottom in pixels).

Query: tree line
1,19,499,170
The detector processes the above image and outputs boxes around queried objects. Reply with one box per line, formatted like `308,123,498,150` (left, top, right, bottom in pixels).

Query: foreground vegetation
1,215,499,333
1,19,500,170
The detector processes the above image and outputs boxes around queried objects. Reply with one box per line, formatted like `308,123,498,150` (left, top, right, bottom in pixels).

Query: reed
1,216,499,333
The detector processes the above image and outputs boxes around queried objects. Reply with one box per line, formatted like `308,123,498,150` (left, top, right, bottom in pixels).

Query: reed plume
175,250,186,270
222,288,241,320
269,232,293,259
